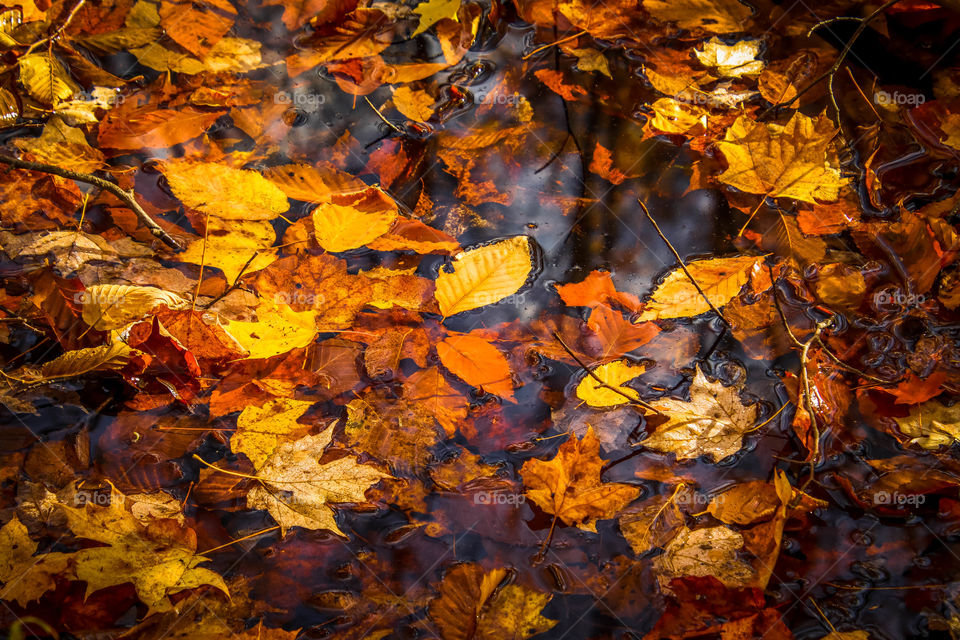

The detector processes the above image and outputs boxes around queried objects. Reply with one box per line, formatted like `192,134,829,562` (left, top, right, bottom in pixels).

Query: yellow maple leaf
0,516,72,606
247,429,392,536
521,427,641,532
639,255,763,321
59,485,228,613
716,112,847,203
647,97,708,134
575,359,645,407
233,398,315,469
642,367,759,462
477,584,557,640
435,235,533,317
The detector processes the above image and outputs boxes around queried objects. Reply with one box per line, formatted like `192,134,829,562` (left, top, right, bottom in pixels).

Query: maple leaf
521,427,641,532
232,398,315,469
653,525,756,590
639,255,764,321
428,564,509,640
59,486,228,613
587,304,659,360
642,367,759,462
695,38,764,78
716,111,847,204
247,429,392,536
0,515,72,606
435,235,533,317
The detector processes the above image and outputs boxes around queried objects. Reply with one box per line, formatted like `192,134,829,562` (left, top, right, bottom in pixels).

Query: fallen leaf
435,235,533,317
437,333,516,401
575,359,645,407
639,255,764,321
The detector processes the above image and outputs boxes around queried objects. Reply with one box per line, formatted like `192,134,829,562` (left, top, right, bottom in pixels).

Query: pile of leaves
3,0,960,637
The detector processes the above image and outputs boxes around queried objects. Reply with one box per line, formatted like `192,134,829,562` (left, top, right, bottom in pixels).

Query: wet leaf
435,235,533,317
639,255,764,321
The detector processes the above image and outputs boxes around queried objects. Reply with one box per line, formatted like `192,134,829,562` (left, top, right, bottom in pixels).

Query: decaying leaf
521,427,641,532
643,367,759,462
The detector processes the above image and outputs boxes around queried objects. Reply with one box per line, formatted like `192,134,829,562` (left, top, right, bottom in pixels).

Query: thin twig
364,96,403,133
552,331,662,414
762,0,903,116
201,251,260,310
638,198,731,329
0,154,182,250
522,30,587,60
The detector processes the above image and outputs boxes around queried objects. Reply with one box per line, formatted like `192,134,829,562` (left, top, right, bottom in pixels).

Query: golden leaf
233,398,315,470
435,235,533,317
224,305,319,360
37,342,132,380
647,97,708,134
695,38,764,77
311,199,397,252
413,0,461,36
575,359,645,407
639,255,764,321
178,218,278,283
81,284,189,331
392,86,435,122
619,493,685,555
653,525,755,589
521,427,641,532
476,584,557,640
59,486,228,613
568,47,611,78
263,163,370,203
0,516,72,606
643,367,759,462
894,400,960,449
716,112,847,203
643,0,752,33
18,53,80,106
161,161,289,220
247,430,392,536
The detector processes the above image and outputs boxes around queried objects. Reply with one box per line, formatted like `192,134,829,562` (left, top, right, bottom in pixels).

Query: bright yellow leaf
576,360,645,407
161,161,290,220
639,255,764,321
435,235,533,317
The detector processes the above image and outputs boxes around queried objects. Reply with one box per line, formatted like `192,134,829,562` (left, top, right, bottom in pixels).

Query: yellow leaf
224,304,319,360
643,367,759,462
639,255,763,321
575,360,645,407
233,398,315,470
894,400,960,449
59,485,228,613
161,161,289,220
18,53,80,106
648,97,707,134
476,584,558,640
643,0,752,33
311,200,397,252
413,0,460,36
80,284,189,331
392,86,435,122
716,112,847,203
568,48,612,78
37,342,132,380
178,218,278,283
695,37,764,77
521,427,641,532
435,235,533,317
653,525,755,589
0,516,72,606
247,430,392,536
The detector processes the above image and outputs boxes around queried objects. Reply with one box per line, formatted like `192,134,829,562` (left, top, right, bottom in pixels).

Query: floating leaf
435,236,533,317
639,255,764,321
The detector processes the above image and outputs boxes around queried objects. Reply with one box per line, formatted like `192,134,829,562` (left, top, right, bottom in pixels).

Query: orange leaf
555,270,642,312
436,334,516,402
534,69,587,101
